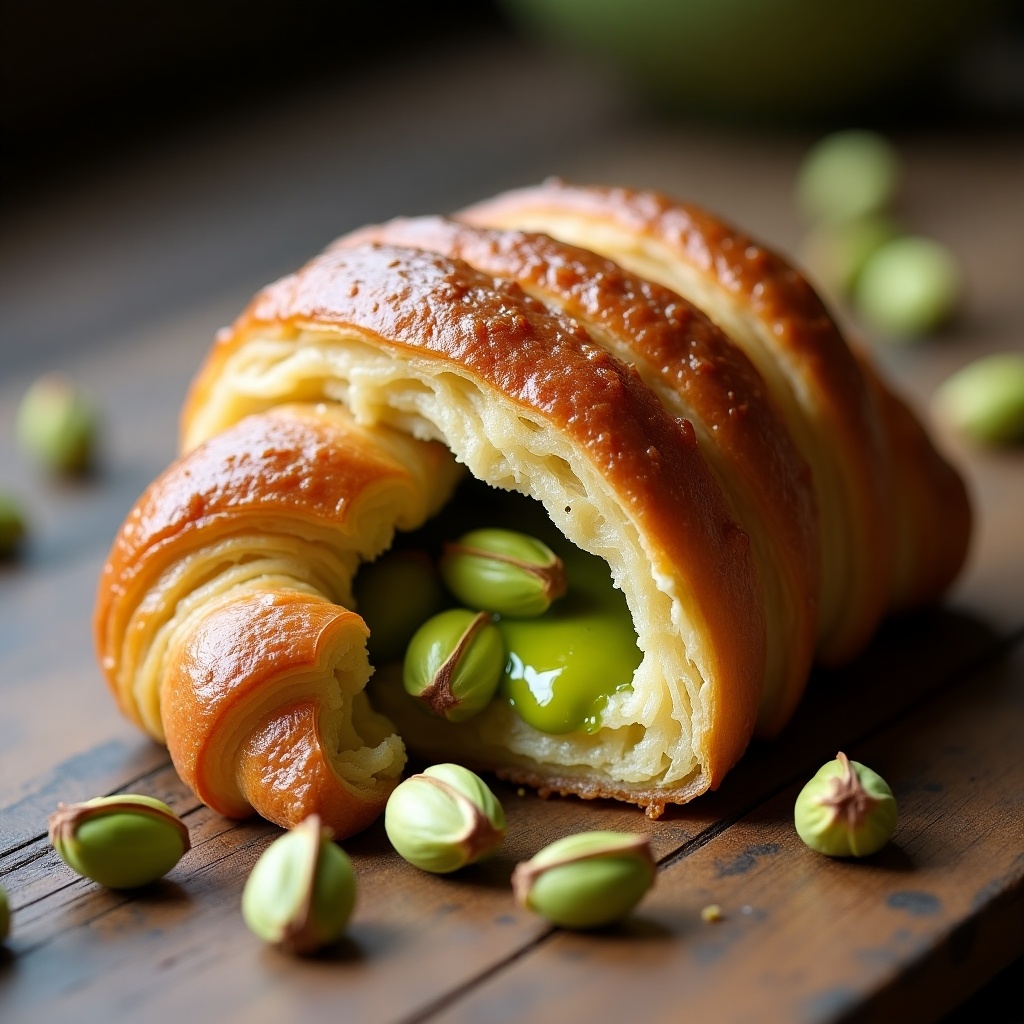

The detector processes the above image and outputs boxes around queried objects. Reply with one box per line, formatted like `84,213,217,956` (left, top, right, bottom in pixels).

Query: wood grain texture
1,29,1023,1024
2,617,1019,1022
430,643,1024,1024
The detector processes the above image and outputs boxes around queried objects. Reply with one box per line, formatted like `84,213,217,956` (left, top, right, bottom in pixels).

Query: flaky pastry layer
95,180,971,833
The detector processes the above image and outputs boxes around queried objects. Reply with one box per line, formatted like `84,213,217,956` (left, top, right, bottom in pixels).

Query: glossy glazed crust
100,410,404,652
460,179,901,664
96,180,971,833
162,590,387,836
94,404,456,837
340,216,820,734
96,404,448,724
184,241,766,793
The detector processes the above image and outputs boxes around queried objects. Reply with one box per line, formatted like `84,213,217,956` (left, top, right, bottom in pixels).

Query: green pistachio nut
0,885,9,942
512,830,656,929
797,214,901,299
854,235,961,339
796,129,901,224
15,374,98,475
48,794,190,889
384,763,506,873
242,814,357,955
933,352,1024,446
354,548,446,663
0,494,27,559
795,751,897,857
403,608,504,722
440,527,567,617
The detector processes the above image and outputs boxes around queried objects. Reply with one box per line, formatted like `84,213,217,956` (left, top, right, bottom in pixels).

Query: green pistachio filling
497,542,639,735
360,482,641,738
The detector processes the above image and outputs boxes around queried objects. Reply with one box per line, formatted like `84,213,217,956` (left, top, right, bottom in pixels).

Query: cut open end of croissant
94,181,971,839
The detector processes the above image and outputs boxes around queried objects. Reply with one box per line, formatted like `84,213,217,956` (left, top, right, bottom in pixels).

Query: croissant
94,180,971,838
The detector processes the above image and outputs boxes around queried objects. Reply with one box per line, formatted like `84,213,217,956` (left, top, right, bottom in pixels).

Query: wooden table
2,28,1022,1024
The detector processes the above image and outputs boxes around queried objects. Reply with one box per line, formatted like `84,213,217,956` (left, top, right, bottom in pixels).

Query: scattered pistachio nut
403,607,504,722
0,885,9,942
797,214,901,299
242,814,357,955
701,904,723,923
795,129,901,225
0,494,27,559
384,763,506,873
48,794,190,889
440,527,567,617
512,830,656,929
15,373,98,475
354,548,446,663
794,751,897,857
853,235,961,338
932,352,1024,446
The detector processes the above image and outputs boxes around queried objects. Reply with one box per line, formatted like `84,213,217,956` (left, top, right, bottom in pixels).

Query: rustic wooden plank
947,441,1024,632
2,292,1020,845
2,301,1020,1020
1,625,1016,1022
1,31,1022,1023
431,638,1024,1024
0,293,253,833
0,768,693,1023
0,739,169,854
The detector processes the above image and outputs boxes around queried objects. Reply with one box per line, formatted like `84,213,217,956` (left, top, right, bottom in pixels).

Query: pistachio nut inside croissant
94,181,971,837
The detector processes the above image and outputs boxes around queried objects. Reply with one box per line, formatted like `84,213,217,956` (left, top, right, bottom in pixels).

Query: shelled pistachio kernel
354,548,446,663
0,494,27,559
794,751,897,857
0,885,9,942
854,235,961,338
512,831,656,930
384,763,506,873
48,794,190,889
241,814,356,955
795,129,901,224
440,527,567,617
933,352,1024,446
403,607,504,722
15,373,98,475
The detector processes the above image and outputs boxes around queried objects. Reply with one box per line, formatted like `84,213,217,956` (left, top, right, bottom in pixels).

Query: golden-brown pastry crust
460,178,896,665
338,216,820,735
96,404,451,727
185,242,766,790
162,591,387,837
94,404,459,837
95,180,971,836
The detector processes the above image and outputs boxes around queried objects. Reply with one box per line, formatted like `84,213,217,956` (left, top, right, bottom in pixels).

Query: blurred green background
500,0,1014,123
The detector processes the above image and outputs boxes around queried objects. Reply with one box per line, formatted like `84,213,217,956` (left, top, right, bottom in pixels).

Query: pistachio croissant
94,181,971,837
